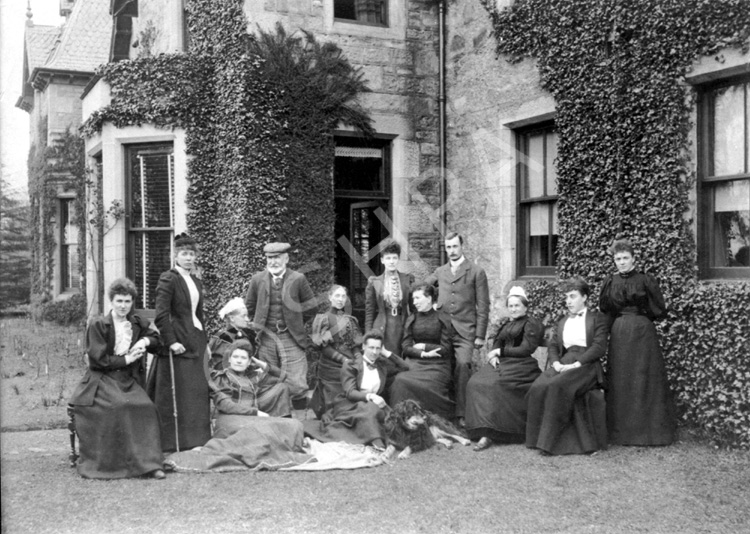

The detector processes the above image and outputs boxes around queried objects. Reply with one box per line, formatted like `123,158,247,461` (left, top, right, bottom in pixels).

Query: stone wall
243,0,443,278
445,0,555,309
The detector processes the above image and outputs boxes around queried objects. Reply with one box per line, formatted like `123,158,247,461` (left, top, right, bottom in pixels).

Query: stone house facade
17,0,110,302
22,0,749,318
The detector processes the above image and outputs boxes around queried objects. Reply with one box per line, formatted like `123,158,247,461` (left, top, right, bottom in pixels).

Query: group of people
68,233,676,479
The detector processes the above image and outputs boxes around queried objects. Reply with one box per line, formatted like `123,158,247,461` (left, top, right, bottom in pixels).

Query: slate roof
37,0,112,75
25,25,61,74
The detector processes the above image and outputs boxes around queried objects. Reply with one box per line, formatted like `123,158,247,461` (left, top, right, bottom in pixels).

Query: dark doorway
333,135,392,323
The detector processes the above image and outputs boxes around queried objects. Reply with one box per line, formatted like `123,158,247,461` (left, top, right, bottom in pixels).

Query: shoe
473,437,492,452
458,417,466,429
150,469,166,479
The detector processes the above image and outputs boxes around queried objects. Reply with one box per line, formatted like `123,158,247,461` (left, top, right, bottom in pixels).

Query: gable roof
24,25,61,74
43,0,111,74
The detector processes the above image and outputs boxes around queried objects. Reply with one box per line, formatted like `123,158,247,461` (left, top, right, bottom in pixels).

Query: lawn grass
1,428,748,533
0,318,85,431
1,318,749,533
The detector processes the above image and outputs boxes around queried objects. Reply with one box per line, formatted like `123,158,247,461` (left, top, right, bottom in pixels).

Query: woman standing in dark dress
151,233,211,452
466,286,543,451
309,285,363,419
599,239,676,446
69,278,164,479
389,284,455,420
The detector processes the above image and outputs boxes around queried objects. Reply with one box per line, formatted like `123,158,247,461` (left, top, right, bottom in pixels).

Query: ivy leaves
482,0,750,447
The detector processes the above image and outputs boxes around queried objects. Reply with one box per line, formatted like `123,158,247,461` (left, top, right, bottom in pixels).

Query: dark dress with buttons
600,270,676,446
389,309,456,420
69,312,163,479
465,315,543,442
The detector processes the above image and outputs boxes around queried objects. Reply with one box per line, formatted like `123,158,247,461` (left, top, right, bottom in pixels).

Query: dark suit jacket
245,268,317,349
154,269,206,359
547,309,609,366
365,271,413,333
425,259,490,341
70,311,160,406
340,354,409,403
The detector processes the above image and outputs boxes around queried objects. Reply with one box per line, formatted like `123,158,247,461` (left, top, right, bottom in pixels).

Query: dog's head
393,399,427,426
384,400,435,452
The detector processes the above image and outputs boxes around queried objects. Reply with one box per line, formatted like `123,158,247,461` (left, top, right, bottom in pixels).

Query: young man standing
425,232,490,426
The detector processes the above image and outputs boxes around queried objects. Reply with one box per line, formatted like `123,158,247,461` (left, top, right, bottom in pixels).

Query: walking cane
168,348,180,452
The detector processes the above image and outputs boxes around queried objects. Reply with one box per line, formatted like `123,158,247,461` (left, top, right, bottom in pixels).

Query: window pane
334,0,387,25
524,201,558,267
61,200,80,291
130,151,174,229
335,146,384,192
131,231,173,309
529,202,549,236
713,83,746,176
524,133,545,199
546,132,558,196
711,180,750,267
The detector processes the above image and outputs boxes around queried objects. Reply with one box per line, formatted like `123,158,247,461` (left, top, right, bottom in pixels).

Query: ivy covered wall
471,0,750,447
27,117,87,322
82,0,372,331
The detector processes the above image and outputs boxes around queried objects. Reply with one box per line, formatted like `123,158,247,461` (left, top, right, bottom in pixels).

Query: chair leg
67,404,78,467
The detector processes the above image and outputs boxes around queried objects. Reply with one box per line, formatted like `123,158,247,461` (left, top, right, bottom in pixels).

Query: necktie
364,358,377,370
568,311,584,318
273,276,282,289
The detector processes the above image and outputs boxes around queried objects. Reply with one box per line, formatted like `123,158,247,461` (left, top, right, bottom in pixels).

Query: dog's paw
457,437,472,446
397,446,412,460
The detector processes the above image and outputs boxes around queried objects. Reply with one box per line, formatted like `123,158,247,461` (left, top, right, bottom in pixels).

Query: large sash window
517,124,559,277
126,144,175,309
698,78,750,279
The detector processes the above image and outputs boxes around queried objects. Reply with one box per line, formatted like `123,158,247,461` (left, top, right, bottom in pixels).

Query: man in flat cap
245,242,317,411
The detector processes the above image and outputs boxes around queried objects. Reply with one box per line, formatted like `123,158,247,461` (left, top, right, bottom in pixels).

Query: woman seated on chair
309,284,363,419
465,286,543,451
525,277,609,455
389,283,456,421
210,339,292,437
68,278,165,479
208,297,259,371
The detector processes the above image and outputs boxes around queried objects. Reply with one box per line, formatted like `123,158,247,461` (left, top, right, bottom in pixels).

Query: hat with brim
263,242,291,257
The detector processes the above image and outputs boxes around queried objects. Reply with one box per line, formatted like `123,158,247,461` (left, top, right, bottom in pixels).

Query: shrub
41,294,87,327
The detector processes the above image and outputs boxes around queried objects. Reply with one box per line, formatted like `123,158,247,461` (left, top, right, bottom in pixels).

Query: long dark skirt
149,354,211,452
465,358,541,443
389,359,455,420
525,360,603,455
304,396,386,446
607,313,676,446
73,374,162,479
309,357,345,419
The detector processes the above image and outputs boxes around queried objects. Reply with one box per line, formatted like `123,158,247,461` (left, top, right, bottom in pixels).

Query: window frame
697,75,750,280
59,197,80,293
333,0,389,28
515,122,559,278
124,143,176,310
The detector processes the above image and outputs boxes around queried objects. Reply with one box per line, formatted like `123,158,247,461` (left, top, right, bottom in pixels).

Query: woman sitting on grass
210,339,292,437
68,278,165,479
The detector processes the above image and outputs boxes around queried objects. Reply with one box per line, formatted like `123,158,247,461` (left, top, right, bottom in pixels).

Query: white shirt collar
450,256,466,269
270,269,286,280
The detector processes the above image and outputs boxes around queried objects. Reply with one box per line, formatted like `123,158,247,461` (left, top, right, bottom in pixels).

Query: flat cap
263,242,291,256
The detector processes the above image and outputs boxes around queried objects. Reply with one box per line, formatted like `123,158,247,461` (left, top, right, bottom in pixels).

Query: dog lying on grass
382,399,471,459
